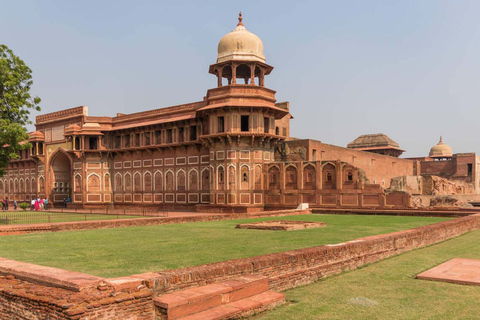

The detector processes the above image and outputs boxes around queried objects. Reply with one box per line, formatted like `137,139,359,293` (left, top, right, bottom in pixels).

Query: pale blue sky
1,0,480,157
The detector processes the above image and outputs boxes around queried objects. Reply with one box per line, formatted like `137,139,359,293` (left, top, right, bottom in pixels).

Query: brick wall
1,213,480,319
142,214,480,294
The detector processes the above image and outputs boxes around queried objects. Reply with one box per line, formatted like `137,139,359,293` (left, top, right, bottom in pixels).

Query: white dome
217,13,265,63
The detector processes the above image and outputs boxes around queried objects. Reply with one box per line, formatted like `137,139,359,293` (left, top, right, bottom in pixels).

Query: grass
0,211,141,225
0,214,449,278
255,229,480,320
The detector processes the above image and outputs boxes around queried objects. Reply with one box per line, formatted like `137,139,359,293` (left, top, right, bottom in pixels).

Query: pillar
217,68,223,87
250,64,255,85
259,69,265,87
231,63,237,84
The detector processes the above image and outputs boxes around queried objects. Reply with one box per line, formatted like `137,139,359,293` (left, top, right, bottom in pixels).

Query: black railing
0,210,168,226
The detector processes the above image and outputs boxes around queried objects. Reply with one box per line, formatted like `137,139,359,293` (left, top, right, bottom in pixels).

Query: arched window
217,166,225,191
201,169,209,191
285,166,297,190
177,170,186,191
124,173,132,192
240,165,249,190
322,164,336,190
154,171,163,191
133,172,142,192
165,171,174,191
144,172,152,192
88,174,100,192
303,164,316,190
268,166,280,190
115,174,122,192
347,172,353,181
189,170,198,191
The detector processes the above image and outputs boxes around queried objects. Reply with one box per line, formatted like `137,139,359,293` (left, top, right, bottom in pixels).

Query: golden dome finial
439,136,443,143
237,12,244,26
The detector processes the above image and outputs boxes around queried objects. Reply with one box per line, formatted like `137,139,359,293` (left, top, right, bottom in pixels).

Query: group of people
30,197,48,211
1,197,50,211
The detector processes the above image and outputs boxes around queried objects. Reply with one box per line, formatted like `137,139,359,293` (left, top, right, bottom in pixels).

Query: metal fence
0,210,168,226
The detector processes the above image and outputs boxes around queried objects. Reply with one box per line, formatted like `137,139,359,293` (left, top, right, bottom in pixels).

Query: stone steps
179,291,285,320
154,275,285,320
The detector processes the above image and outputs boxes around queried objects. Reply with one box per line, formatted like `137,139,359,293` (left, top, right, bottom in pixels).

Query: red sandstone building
2,14,479,211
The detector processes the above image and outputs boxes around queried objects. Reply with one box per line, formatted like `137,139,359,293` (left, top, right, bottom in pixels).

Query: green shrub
19,202,29,212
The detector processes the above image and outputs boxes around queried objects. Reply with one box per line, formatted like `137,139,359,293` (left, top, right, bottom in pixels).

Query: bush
19,202,29,212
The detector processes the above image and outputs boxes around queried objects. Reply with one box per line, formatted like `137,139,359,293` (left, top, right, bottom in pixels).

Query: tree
0,44,41,176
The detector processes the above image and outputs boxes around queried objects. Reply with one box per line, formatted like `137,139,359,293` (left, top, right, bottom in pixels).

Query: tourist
63,198,67,208
1,198,5,211
34,198,39,211
44,198,49,210
5,198,8,210
30,198,35,211
40,198,44,210
13,200,17,210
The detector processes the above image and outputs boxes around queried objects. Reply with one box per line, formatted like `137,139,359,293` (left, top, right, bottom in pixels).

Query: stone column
259,69,265,87
231,63,237,84
250,64,255,85
217,68,223,87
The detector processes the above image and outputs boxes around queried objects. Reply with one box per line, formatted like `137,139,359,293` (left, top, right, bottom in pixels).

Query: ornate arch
74,174,82,192
114,173,122,192
188,168,199,191
285,164,298,190
165,169,174,191
133,171,142,192
143,171,152,192
176,169,186,191
240,164,250,190
217,165,225,191
124,172,132,192
154,170,163,191
87,173,101,192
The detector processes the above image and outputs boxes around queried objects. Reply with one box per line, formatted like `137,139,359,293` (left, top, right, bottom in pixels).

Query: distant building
347,133,405,157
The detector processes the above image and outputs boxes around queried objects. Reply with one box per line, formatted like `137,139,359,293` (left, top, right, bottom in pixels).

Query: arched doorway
50,151,72,203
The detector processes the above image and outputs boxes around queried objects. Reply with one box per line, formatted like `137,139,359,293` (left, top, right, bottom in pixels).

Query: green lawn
0,211,140,225
256,229,480,320
0,214,449,278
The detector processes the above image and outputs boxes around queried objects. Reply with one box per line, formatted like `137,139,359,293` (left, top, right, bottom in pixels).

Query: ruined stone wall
389,175,476,196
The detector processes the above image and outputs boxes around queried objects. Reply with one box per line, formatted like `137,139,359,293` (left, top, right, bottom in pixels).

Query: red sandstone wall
283,139,415,188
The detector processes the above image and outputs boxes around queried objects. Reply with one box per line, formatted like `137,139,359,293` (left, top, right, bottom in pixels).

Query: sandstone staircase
154,275,285,320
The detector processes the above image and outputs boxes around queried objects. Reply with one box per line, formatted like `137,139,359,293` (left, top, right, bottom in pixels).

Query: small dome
217,12,265,63
429,136,453,158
